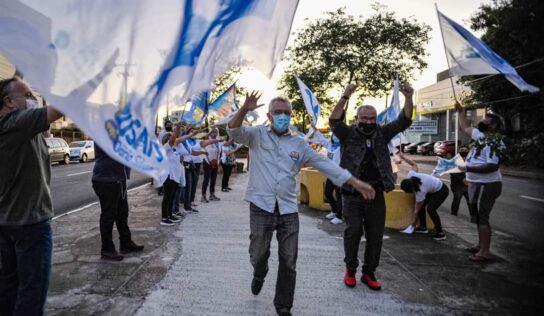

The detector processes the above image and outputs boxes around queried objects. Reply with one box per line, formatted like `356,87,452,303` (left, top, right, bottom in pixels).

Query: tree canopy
279,5,430,127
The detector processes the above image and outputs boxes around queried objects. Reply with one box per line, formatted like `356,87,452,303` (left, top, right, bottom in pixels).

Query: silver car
69,140,95,163
45,137,71,164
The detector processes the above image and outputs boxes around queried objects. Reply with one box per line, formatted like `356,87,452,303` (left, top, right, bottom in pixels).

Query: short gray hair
356,105,377,115
268,96,292,112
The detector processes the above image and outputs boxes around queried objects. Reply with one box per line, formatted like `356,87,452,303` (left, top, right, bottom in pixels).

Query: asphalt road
50,160,151,216
398,163,544,249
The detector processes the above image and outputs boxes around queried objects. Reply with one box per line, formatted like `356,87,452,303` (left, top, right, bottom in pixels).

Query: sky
236,0,491,124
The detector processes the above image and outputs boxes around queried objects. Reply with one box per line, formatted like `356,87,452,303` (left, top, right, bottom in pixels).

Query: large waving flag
437,9,539,93
377,77,406,153
208,83,238,122
433,154,466,176
0,0,298,183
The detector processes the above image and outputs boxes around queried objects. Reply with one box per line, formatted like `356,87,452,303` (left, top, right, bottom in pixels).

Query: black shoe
169,215,181,223
160,218,175,226
226,187,233,191
101,250,124,261
189,208,199,213
276,308,291,316
432,232,447,241
221,188,229,192
414,227,429,234
120,241,144,254
251,277,264,295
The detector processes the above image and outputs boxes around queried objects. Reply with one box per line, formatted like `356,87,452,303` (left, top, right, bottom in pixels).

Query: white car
69,140,95,163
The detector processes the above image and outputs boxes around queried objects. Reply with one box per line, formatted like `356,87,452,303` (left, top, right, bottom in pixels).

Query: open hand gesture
242,91,264,111
343,83,357,98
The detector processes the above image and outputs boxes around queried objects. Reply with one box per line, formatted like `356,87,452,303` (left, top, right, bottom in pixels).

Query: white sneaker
330,217,344,225
400,225,415,234
325,212,336,220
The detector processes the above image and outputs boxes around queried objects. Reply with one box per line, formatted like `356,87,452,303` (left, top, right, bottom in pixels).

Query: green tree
464,0,544,167
210,66,247,102
279,5,430,129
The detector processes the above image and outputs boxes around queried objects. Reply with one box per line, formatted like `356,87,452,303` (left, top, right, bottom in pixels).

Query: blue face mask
272,114,291,133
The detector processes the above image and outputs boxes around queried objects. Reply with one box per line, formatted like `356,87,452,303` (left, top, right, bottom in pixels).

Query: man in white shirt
455,101,504,262
228,91,375,316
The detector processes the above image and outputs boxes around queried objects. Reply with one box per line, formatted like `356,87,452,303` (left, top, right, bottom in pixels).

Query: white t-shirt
164,143,183,185
407,170,444,202
181,141,194,163
174,143,190,186
204,141,222,164
466,129,502,183
187,139,203,163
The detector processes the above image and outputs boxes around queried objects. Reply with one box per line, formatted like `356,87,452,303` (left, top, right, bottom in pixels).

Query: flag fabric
295,77,320,124
178,91,208,125
377,77,405,153
432,154,466,176
208,83,239,122
437,9,539,93
0,0,298,183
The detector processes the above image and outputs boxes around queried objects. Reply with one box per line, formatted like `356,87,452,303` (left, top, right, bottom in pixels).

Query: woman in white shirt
399,154,449,241
201,128,223,202
308,128,343,225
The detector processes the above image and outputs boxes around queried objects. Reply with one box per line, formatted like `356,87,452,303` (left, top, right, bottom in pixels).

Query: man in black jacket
329,82,414,290
92,145,144,261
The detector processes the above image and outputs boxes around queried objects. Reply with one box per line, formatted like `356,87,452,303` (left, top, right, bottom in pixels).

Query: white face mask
25,99,39,109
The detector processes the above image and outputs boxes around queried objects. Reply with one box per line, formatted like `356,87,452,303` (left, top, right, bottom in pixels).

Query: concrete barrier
299,167,434,229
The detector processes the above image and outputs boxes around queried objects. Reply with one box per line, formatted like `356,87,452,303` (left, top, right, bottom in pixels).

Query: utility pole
116,62,135,109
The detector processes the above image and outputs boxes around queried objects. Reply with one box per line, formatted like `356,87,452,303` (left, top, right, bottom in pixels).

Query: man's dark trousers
92,180,132,251
0,220,52,316
249,203,299,312
342,192,386,275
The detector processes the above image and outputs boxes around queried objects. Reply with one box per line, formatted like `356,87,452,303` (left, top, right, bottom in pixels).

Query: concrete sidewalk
46,173,544,315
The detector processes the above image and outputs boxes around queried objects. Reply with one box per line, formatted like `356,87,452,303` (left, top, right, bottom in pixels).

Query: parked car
403,141,427,154
434,140,462,158
45,137,71,164
417,142,436,155
69,140,95,163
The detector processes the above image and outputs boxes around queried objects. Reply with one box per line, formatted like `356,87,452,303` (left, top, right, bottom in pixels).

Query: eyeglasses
271,110,291,115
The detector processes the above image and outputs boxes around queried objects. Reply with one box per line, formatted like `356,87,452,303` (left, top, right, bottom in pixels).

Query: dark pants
201,161,218,195
451,183,469,215
0,220,52,316
92,180,132,251
417,185,449,232
221,163,234,189
162,178,179,219
324,179,343,219
343,193,386,275
183,163,194,210
468,182,502,225
190,163,201,203
249,203,299,311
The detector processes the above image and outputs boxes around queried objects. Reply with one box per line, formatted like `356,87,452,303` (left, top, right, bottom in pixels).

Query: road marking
52,183,150,221
520,195,544,203
66,170,92,177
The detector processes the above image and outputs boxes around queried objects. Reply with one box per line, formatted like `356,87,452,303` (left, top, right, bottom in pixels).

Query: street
50,161,151,216
398,162,544,250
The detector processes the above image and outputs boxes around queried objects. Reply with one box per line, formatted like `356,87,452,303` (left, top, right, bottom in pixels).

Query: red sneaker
361,273,382,290
344,269,356,287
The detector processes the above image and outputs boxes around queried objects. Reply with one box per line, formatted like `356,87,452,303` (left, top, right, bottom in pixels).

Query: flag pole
435,3,460,154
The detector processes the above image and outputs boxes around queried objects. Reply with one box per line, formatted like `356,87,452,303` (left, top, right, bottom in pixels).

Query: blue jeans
0,220,53,316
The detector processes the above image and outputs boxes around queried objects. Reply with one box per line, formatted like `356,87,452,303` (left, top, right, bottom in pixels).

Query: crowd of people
0,76,504,316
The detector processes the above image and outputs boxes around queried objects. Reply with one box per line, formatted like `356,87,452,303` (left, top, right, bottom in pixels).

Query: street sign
406,120,438,135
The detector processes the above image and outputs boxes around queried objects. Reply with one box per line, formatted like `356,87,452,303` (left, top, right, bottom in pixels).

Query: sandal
464,246,480,253
469,255,492,262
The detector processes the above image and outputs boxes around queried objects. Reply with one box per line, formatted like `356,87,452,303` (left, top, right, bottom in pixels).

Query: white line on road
52,182,151,221
520,195,544,203
66,170,92,177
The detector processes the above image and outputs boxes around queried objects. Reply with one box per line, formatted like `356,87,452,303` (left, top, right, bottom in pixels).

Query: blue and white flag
208,83,239,122
177,91,208,125
377,77,406,153
0,0,298,183
432,154,465,176
437,9,539,93
295,77,320,124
